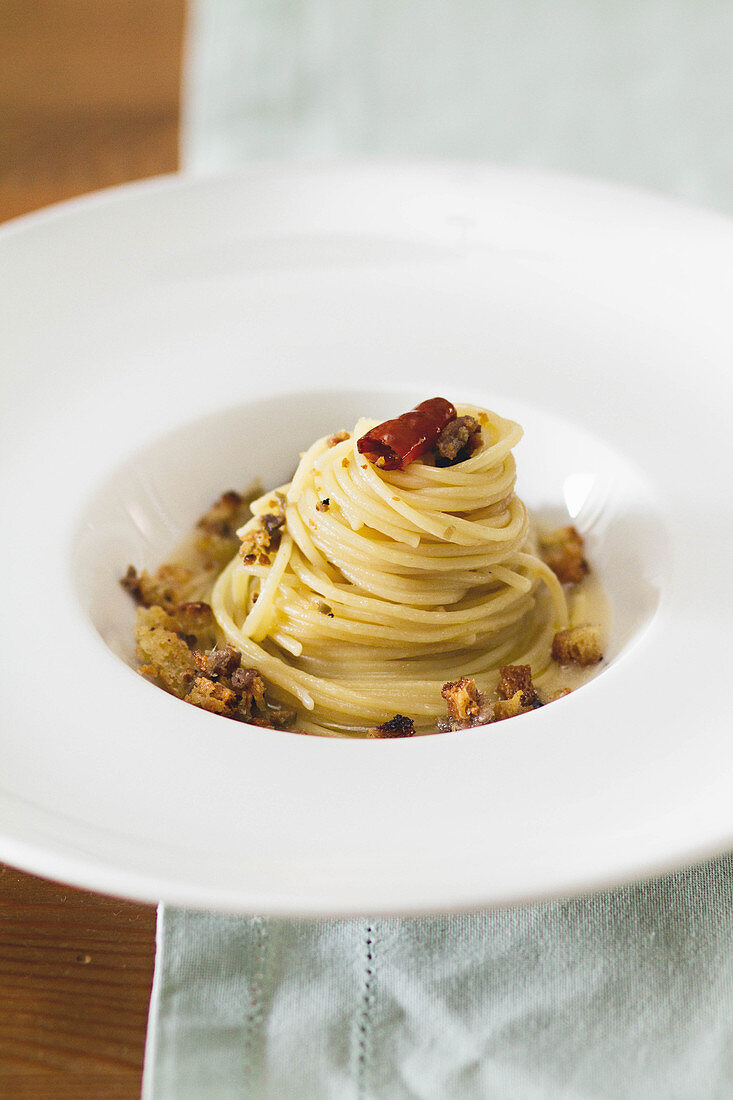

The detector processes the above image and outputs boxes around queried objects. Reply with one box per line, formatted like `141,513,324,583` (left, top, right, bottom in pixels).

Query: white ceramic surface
1,164,732,914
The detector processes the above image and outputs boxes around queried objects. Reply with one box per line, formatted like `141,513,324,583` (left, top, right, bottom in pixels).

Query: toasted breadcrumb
196,490,248,538
366,714,415,738
122,486,260,608
201,643,241,679
134,606,197,697
493,690,532,722
441,677,482,722
195,488,262,566
239,509,286,564
124,466,602,736
539,525,589,585
166,601,216,640
193,532,241,568
434,416,481,466
498,665,539,707
133,618,297,727
551,624,603,666
184,675,239,715
440,669,545,731
189,645,296,726
328,431,350,447
121,563,194,611
230,666,266,714
438,676,494,731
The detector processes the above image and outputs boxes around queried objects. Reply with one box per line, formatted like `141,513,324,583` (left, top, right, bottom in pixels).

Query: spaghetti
210,403,569,736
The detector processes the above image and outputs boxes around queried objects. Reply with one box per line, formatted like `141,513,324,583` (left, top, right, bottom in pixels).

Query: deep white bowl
1,164,732,914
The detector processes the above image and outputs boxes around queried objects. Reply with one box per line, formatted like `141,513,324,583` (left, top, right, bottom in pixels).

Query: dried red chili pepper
356,398,457,470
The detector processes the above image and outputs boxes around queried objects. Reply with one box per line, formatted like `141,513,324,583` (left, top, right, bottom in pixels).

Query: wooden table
0,3,186,1095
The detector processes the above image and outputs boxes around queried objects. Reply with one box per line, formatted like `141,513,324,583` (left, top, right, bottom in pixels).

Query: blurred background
2,0,733,225
185,0,733,212
0,0,185,221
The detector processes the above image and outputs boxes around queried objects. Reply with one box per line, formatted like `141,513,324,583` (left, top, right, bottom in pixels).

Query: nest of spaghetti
205,399,595,737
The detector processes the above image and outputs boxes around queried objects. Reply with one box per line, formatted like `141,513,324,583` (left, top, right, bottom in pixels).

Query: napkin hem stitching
356,922,375,1099
242,916,268,1080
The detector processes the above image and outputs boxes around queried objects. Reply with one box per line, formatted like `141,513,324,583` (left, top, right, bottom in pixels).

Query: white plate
1,164,732,915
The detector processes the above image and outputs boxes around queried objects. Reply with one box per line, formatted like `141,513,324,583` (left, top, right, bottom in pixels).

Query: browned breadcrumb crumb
439,668,548,731
366,714,415,738
434,415,482,466
341,457,350,468
200,643,241,679
230,665,266,713
239,509,286,564
194,489,261,566
135,620,297,727
441,677,482,722
196,490,247,538
551,624,603,666
121,487,260,608
121,485,300,730
438,676,494,731
263,511,286,535
134,606,197,698
328,430,350,447
166,601,216,639
539,525,589,585
498,665,539,707
316,498,330,512
184,675,238,715
190,647,296,728
121,562,194,611
493,690,533,722
193,532,241,568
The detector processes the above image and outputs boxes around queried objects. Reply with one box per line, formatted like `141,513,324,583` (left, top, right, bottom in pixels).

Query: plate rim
2,161,732,913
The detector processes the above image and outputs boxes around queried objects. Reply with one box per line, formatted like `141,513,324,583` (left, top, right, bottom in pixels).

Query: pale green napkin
184,0,733,214
143,855,733,1099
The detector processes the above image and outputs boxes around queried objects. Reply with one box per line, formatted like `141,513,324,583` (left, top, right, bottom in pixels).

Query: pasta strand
211,405,568,734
